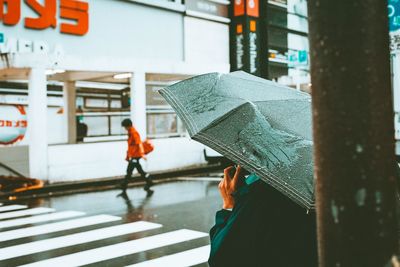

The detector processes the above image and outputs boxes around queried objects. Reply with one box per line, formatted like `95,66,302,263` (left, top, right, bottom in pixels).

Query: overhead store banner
0,0,89,36
185,0,228,21
230,0,262,76
0,105,27,145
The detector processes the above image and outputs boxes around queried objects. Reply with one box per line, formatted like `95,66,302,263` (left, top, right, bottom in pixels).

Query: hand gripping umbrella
159,71,314,210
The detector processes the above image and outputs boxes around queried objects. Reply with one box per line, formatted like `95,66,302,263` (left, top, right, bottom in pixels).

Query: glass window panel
83,116,109,136
147,113,178,136
288,33,309,51
268,27,288,48
146,85,170,106
177,117,186,135
85,98,108,108
110,115,130,135
110,100,122,109
287,13,308,33
268,9,287,29
287,0,307,17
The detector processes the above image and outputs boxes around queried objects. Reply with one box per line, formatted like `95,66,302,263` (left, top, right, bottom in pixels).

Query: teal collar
245,173,260,185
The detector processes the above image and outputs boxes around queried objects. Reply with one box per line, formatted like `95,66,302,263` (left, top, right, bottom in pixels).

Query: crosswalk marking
0,221,162,260
0,205,27,213
19,229,209,267
0,215,121,242
0,211,85,229
127,245,211,267
0,207,54,221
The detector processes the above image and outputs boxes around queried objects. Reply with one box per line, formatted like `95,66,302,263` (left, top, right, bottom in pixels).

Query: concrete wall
47,137,207,183
184,16,229,64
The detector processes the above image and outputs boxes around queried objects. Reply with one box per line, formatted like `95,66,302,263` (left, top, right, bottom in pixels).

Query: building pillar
28,68,48,180
130,72,147,139
308,0,398,266
63,81,77,144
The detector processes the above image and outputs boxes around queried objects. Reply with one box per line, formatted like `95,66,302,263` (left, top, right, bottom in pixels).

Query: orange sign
0,105,27,145
236,24,243,34
0,0,89,36
234,0,245,16
246,0,259,18
250,20,256,32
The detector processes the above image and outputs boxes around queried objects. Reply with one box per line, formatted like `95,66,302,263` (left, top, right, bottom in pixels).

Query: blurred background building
0,0,398,184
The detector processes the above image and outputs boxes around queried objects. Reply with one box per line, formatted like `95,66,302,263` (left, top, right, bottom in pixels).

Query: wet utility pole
308,1,399,266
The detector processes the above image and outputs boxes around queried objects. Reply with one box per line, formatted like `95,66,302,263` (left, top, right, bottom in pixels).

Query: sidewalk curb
0,164,223,201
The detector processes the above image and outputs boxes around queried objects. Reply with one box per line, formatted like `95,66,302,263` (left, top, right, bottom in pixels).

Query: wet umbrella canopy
159,71,314,210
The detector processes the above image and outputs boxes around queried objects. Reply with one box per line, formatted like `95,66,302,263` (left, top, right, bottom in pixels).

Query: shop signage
185,0,228,20
0,0,89,36
230,0,261,76
389,0,400,51
0,33,3,43
288,50,308,68
0,37,64,55
0,105,27,145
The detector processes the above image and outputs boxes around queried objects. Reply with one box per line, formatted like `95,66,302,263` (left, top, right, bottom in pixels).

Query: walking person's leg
133,158,154,191
121,159,135,194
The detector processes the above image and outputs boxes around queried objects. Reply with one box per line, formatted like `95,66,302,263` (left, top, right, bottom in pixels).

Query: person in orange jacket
119,118,153,197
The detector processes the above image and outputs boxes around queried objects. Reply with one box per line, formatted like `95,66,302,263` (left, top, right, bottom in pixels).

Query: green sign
0,33,4,44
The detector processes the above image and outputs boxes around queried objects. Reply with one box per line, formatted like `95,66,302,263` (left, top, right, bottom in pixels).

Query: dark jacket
209,179,318,267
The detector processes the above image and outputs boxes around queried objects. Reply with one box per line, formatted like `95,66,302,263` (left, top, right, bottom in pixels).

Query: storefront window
84,116,109,136
146,83,187,138
110,114,130,136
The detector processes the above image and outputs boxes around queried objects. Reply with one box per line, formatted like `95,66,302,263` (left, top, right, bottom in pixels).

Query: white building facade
0,0,230,183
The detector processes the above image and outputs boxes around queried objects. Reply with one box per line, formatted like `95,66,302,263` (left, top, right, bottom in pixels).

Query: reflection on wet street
0,177,222,267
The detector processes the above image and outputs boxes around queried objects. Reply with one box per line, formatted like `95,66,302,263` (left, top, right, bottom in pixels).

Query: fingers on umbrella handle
224,166,235,180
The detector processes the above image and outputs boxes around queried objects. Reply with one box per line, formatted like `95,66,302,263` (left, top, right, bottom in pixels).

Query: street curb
0,164,223,201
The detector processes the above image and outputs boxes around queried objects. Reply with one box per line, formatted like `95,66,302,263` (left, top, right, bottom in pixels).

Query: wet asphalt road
0,176,222,267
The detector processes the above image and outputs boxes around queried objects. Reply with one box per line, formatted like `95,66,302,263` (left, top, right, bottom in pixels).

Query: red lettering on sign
60,0,89,36
234,0,245,16
0,120,27,127
246,0,259,18
0,0,88,35
24,0,57,29
0,0,21,25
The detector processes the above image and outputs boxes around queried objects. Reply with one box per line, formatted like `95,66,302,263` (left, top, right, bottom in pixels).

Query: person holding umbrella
209,165,318,266
159,71,319,265
119,118,153,197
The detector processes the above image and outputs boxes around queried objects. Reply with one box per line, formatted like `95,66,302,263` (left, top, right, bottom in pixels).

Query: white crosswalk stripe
127,245,211,267
0,221,162,260
0,207,54,220
20,229,209,267
0,204,27,213
0,214,120,242
0,204,210,266
0,211,84,229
